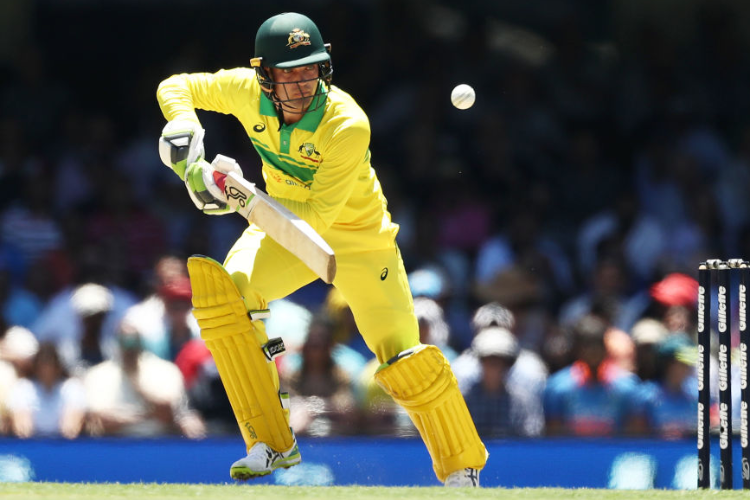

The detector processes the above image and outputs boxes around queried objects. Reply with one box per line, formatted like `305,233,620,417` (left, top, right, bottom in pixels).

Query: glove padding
184,155,244,215
159,119,205,179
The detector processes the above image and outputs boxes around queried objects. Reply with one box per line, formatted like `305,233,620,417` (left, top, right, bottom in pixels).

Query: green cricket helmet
251,12,333,114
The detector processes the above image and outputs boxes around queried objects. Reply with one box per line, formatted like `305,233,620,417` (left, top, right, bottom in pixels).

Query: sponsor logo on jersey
287,29,311,49
253,123,266,133
381,268,389,280
267,170,282,183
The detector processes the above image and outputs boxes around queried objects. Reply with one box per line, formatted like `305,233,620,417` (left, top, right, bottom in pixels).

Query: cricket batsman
156,12,487,487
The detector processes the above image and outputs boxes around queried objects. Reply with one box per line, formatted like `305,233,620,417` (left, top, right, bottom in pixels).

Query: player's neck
282,110,304,125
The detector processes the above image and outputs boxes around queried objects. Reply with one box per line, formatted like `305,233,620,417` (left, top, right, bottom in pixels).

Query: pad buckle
248,309,271,320
279,391,290,410
262,337,286,361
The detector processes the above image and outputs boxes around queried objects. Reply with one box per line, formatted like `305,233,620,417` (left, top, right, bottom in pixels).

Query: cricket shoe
444,467,480,487
229,440,301,480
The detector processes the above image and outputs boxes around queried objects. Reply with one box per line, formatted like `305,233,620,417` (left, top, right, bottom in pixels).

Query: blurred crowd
1,0,750,441
0,264,723,441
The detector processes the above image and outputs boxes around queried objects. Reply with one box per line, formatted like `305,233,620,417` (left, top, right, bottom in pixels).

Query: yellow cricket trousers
224,224,420,363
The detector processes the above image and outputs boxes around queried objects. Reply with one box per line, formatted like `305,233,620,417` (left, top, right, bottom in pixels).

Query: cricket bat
212,156,336,284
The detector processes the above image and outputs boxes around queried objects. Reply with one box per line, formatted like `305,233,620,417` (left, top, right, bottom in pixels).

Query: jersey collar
259,84,327,132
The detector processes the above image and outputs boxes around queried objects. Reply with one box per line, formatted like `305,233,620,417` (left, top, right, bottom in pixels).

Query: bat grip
213,171,227,192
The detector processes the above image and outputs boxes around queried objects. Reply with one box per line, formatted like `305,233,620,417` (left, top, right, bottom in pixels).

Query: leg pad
187,255,294,453
375,344,488,482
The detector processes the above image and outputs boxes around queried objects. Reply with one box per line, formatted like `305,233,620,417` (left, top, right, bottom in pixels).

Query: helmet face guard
252,13,334,116
250,48,333,115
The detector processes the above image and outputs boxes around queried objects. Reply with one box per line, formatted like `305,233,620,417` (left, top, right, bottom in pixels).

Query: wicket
697,259,749,489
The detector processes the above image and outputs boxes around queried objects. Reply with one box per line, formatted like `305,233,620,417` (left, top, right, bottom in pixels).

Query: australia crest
298,142,321,163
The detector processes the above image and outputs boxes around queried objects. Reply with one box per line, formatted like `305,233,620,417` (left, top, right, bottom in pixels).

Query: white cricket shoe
444,467,480,487
229,440,301,480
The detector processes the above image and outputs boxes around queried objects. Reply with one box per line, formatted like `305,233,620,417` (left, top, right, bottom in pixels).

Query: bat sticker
226,186,250,208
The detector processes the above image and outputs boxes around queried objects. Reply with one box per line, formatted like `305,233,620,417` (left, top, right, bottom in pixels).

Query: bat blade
221,170,336,284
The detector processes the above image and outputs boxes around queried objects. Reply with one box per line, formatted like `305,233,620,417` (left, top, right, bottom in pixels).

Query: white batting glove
158,119,205,179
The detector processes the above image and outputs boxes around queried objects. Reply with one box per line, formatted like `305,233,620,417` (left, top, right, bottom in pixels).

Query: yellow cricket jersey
157,67,399,252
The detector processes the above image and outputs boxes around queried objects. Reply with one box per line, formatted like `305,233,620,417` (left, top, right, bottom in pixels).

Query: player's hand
184,155,244,215
158,119,205,178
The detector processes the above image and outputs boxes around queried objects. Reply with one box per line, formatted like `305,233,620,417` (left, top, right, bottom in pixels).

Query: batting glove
184,156,244,215
159,119,205,179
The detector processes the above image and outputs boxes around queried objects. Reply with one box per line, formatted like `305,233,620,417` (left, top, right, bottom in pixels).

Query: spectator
0,359,14,435
84,320,205,439
0,168,64,269
121,274,199,361
639,333,699,439
5,341,86,439
37,283,113,375
414,296,458,362
470,301,516,333
409,265,472,351
590,297,637,376
464,326,544,438
0,326,18,434
473,260,559,358
83,171,167,286
0,254,42,330
647,272,699,338
454,303,548,436
630,317,669,383
475,206,575,313
0,326,38,435
0,325,38,380
33,281,137,375
267,297,314,380
576,188,666,288
284,314,359,437
174,338,235,435
544,314,645,437
559,255,645,333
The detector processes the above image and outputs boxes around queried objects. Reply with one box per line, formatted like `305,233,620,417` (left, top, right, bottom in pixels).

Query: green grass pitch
0,484,748,500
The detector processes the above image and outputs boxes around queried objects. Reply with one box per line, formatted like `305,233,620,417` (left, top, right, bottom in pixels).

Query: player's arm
156,69,253,214
9,408,33,438
156,68,254,123
273,117,368,235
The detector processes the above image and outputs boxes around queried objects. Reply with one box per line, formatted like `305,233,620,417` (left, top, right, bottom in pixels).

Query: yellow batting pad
187,255,294,453
375,344,488,482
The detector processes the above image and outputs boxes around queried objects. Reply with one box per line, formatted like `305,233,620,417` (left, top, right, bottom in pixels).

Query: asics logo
253,123,266,132
380,268,389,280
